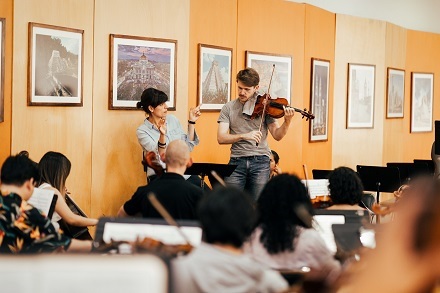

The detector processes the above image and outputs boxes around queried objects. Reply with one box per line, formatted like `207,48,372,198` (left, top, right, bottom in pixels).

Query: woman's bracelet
158,141,166,148
188,120,196,125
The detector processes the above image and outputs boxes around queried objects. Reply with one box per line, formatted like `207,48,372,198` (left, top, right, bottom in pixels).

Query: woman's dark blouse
0,192,71,253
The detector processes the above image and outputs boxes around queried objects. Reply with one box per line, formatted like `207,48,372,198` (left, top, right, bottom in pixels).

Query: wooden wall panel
237,0,305,176
188,0,237,165
400,30,440,161
0,0,12,163
12,0,94,213
92,0,190,217
382,24,407,163
302,5,335,177
333,15,386,169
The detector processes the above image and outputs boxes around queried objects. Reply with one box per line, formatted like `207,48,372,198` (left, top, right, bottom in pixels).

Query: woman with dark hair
173,186,288,293
327,166,365,210
136,87,202,181
38,151,98,231
244,174,340,278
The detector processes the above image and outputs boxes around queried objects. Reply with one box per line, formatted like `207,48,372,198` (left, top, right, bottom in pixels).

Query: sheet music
301,179,330,199
313,215,345,253
28,187,56,216
102,223,202,246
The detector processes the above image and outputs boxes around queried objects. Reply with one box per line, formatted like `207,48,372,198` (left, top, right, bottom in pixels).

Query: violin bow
210,170,226,187
256,64,276,147
147,192,192,246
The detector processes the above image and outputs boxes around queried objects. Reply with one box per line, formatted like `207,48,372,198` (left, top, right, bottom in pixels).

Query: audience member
172,186,288,293
270,150,282,179
0,154,91,253
38,151,98,231
336,176,440,292
244,174,341,282
327,166,366,210
118,140,203,220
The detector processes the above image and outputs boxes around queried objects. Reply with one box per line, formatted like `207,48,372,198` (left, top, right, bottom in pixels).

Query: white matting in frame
310,59,330,142
411,72,433,133
28,23,83,106
347,64,375,128
110,34,176,110
246,51,292,104
198,44,232,111
386,68,405,118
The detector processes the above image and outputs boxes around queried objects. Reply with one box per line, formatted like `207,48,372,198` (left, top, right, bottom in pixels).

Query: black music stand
185,163,237,189
312,169,332,179
356,165,401,204
387,162,430,182
413,159,435,175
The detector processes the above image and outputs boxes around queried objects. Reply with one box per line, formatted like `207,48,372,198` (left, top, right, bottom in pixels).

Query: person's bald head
165,140,191,168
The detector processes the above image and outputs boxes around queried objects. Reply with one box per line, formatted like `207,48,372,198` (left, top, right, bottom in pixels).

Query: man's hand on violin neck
283,106,295,121
245,130,262,143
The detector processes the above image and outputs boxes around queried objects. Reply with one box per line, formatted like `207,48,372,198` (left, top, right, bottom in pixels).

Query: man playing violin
217,67,295,200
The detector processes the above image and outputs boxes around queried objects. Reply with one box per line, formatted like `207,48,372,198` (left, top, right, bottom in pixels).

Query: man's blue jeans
224,156,270,200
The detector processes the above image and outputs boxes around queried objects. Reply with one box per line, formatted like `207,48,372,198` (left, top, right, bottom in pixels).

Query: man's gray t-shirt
218,98,275,158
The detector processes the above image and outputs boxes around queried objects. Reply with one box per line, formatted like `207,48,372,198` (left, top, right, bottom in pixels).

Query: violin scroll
294,107,315,121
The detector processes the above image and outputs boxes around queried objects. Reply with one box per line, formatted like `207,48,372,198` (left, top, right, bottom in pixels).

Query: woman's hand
157,118,167,135
189,104,202,122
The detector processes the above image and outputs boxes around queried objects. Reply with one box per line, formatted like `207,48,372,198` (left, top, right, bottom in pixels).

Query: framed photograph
110,34,177,110
0,18,5,122
411,72,433,133
197,44,232,111
347,63,375,128
310,59,330,142
245,51,292,103
386,68,405,118
28,23,83,106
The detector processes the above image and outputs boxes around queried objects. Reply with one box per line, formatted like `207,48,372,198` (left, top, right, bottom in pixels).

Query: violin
251,94,315,121
143,151,165,176
93,237,193,257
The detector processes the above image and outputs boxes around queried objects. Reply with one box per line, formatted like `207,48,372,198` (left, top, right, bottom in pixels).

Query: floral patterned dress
0,192,71,253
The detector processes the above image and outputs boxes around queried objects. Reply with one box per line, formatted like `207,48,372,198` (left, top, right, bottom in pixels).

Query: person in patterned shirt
0,154,91,253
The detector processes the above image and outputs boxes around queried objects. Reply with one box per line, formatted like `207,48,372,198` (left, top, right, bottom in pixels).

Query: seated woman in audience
38,151,98,231
172,186,288,293
336,176,440,293
244,174,341,282
327,166,367,210
270,150,282,179
0,154,91,253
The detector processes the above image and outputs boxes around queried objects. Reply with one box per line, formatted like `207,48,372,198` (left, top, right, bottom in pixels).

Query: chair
312,169,332,179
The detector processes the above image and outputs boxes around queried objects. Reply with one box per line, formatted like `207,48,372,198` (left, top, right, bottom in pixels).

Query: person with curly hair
327,166,366,210
243,174,341,281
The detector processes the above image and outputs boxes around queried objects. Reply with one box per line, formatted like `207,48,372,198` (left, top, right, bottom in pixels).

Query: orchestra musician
217,68,295,200
172,186,288,293
136,87,202,185
0,154,91,253
117,140,204,221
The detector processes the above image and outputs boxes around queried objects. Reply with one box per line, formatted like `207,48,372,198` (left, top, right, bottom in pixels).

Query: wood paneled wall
0,0,13,163
332,15,386,169
12,0,94,213
3,0,440,218
92,0,190,218
188,0,237,165
302,5,335,177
